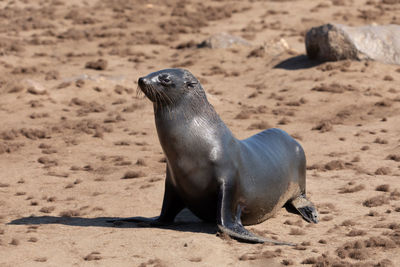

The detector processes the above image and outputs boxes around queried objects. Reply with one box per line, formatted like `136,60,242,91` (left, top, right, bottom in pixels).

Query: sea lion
110,68,318,245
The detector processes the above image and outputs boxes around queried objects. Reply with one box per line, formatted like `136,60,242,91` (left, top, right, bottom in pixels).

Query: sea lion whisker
136,85,144,98
158,90,169,117
154,86,166,112
156,92,163,112
160,89,173,105
150,85,159,111
159,90,175,119
156,88,166,104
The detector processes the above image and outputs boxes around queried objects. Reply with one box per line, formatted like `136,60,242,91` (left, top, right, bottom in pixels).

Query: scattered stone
34,257,47,262
59,210,81,217
189,257,202,262
198,32,251,49
122,171,145,179
306,23,400,65
247,120,272,130
37,157,58,166
281,259,294,265
376,184,390,192
84,252,102,261
10,238,19,246
28,237,38,242
289,228,305,235
324,160,345,170
247,46,265,58
27,86,47,95
339,184,365,194
39,206,55,213
45,70,60,80
386,154,400,162
375,167,391,175
347,229,366,236
85,59,108,70
57,81,71,89
363,195,389,207
312,120,333,132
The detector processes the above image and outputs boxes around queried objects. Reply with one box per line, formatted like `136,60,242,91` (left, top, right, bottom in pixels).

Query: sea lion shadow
274,55,322,70
8,208,217,235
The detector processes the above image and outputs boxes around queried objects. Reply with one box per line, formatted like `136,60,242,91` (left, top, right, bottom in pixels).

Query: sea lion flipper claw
291,195,319,223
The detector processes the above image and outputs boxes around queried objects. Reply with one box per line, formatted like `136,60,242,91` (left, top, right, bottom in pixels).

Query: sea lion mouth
137,77,156,102
137,76,172,105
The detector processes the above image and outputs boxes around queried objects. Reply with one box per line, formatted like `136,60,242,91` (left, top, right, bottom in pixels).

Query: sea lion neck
153,96,231,154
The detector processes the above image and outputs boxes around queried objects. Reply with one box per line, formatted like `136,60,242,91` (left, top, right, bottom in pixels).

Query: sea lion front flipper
108,166,185,226
290,194,319,223
217,181,294,246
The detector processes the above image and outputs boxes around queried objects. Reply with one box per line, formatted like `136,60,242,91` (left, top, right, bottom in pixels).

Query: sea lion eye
159,75,171,85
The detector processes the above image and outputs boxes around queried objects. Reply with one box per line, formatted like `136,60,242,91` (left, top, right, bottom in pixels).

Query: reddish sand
0,0,400,266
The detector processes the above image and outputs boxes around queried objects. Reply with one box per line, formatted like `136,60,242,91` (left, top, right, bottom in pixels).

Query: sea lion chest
155,114,222,200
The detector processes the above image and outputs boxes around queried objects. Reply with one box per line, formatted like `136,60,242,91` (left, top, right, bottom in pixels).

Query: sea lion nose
138,77,147,88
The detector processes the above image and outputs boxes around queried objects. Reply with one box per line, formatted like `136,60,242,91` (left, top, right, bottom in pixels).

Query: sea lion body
233,129,306,225
158,110,304,225
113,68,318,244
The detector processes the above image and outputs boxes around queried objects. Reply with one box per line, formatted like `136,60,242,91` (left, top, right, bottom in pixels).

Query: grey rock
198,32,251,49
306,23,400,65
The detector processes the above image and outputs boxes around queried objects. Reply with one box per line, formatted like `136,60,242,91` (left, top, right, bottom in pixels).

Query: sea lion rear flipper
290,194,319,223
217,181,294,246
217,224,294,245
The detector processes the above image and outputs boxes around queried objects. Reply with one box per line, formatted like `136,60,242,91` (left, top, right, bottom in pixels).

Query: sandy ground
0,0,400,266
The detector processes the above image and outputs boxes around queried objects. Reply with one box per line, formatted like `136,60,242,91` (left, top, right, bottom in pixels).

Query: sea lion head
138,68,205,106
